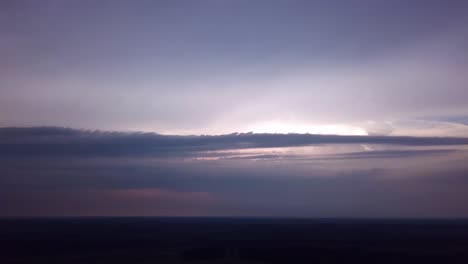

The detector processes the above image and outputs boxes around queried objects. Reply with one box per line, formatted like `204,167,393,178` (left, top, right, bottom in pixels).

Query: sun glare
246,121,368,136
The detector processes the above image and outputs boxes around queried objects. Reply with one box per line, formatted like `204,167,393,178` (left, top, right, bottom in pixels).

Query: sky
1,0,468,217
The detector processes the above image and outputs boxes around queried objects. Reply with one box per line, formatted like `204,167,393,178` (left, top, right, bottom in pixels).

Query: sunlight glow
245,121,368,136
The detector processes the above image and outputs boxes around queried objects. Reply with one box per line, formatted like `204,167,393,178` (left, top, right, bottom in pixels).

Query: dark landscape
2,218,468,263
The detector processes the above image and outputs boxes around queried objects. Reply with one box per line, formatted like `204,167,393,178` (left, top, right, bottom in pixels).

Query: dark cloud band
2,127,468,157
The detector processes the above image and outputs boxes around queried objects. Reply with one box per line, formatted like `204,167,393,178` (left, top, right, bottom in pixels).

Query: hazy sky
2,1,468,217
2,0,468,135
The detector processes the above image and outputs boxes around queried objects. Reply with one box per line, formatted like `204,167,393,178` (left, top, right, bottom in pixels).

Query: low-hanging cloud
2,127,468,158
2,127,468,217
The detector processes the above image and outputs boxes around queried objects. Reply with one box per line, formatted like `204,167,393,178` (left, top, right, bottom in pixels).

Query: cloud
2,1,468,134
2,127,468,158
0,188,215,217
2,126,468,217
387,119,468,137
217,149,457,161
3,158,468,217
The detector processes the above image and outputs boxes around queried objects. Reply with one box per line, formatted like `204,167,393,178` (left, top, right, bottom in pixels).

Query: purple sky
1,1,468,217
2,0,468,135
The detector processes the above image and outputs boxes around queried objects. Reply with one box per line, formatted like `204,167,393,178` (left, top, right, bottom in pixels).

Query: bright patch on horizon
245,121,368,136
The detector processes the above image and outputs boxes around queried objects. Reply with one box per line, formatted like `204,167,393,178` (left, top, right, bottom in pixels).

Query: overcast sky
1,0,468,135
2,1,468,217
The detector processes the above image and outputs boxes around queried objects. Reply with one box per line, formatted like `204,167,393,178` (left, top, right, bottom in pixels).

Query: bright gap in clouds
245,121,368,135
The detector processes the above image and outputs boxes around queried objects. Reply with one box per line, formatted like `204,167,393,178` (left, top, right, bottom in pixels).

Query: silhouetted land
1,218,468,263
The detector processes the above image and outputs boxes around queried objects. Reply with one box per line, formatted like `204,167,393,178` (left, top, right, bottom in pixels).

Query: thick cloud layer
2,127,468,158
1,127,468,217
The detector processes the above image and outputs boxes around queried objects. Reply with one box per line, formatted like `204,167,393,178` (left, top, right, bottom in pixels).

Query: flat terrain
1,218,468,263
